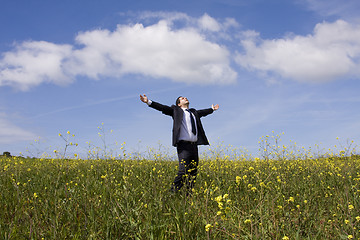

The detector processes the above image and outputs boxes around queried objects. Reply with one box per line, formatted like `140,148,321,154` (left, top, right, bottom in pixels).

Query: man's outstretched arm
196,104,219,118
140,94,173,116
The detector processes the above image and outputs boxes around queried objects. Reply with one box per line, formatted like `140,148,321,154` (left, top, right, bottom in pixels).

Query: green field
1,140,360,239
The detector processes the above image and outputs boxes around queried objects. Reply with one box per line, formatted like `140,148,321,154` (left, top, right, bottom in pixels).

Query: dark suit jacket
149,101,214,146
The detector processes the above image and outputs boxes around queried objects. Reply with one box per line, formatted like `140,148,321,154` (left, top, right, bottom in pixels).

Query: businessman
140,94,219,194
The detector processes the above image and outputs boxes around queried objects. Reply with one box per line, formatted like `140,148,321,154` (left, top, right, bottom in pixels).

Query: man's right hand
140,94,148,103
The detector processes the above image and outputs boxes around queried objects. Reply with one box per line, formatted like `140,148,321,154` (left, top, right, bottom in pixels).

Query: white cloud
198,13,221,32
236,20,360,83
0,41,73,91
67,20,236,84
301,0,360,21
0,113,37,143
0,14,237,91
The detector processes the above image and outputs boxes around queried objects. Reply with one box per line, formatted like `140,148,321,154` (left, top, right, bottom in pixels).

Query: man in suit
140,94,219,194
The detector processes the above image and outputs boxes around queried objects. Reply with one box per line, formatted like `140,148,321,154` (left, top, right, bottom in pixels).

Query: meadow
1,133,360,239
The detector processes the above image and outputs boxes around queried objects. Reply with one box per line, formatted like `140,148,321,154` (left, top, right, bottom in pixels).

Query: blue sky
1,0,360,158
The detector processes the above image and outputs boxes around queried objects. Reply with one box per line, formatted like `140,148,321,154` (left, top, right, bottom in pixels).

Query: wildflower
282,236,289,240
33,193,38,198
356,216,360,222
236,176,241,184
345,219,349,225
215,195,223,203
225,207,230,214
348,204,354,210
205,224,212,232
217,211,222,216
288,197,294,203
348,235,353,239
244,219,251,224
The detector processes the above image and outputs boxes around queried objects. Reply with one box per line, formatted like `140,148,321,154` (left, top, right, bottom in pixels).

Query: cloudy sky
1,0,360,158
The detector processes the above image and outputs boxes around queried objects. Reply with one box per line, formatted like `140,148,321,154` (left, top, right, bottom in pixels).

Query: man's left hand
212,104,219,111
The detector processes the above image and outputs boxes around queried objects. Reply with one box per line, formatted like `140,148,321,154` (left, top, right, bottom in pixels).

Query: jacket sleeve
196,108,214,118
148,101,174,116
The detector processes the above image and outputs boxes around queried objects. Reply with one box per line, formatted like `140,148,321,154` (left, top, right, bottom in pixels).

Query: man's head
176,96,189,108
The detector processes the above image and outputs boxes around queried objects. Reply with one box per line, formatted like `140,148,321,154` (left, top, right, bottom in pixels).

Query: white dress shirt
147,100,197,142
178,107,198,142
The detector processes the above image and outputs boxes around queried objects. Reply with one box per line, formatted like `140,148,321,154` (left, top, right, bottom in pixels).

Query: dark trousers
171,141,199,193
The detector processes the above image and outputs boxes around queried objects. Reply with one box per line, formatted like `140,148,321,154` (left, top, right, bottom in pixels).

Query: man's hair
176,96,182,106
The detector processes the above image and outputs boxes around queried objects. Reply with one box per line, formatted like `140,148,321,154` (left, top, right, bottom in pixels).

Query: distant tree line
1,152,11,157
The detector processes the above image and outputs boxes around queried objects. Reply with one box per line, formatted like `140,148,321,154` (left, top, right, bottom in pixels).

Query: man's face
177,96,189,108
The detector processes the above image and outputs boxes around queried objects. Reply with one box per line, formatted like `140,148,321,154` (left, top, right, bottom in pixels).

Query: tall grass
1,135,360,239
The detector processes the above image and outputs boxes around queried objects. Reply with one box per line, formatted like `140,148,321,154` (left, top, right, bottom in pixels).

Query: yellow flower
244,219,251,224
348,204,354,210
356,216,360,221
288,197,294,202
282,236,289,240
205,224,212,232
236,176,241,184
215,195,223,203
348,235,353,239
